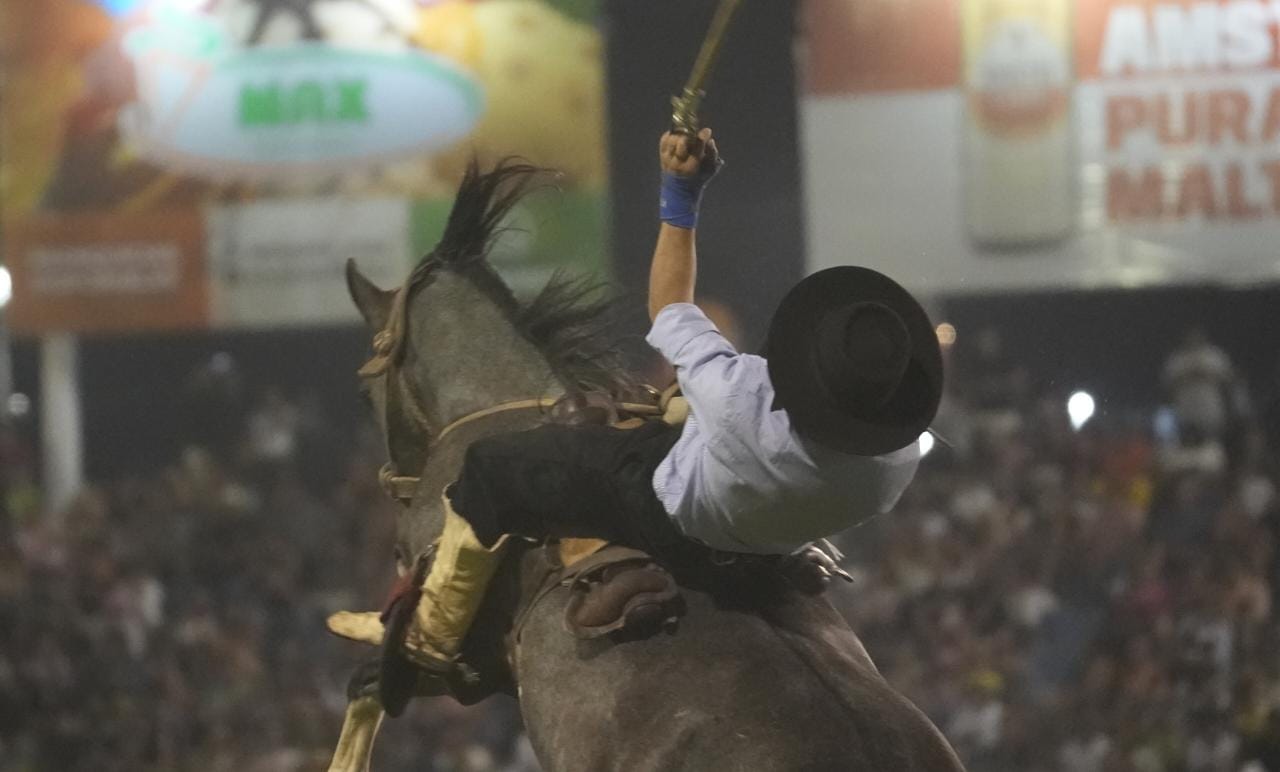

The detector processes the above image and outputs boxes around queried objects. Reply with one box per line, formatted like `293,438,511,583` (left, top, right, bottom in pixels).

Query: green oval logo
122,42,483,179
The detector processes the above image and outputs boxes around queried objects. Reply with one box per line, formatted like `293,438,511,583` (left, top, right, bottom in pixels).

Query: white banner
802,0,1280,295
206,197,409,328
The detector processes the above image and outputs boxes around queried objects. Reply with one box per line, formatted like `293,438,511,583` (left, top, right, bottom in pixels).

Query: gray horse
325,162,965,772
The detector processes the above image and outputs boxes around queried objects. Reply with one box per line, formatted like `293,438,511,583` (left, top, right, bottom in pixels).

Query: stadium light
918,430,935,457
7,393,30,418
210,352,235,374
936,323,957,347
0,266,10,309
1067,391,1096,431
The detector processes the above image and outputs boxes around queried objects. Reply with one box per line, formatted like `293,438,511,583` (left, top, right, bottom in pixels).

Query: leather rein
375,397,560,503
374,393,671,504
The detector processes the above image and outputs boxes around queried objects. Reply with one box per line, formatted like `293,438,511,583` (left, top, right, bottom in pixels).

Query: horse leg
328,695,385,772
328,659,388,772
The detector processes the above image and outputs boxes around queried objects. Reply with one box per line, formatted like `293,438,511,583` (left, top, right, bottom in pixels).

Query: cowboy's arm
649,128,720,321
646,303,746,427
649,226,697,322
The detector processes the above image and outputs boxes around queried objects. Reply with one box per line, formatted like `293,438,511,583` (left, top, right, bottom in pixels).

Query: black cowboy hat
765,266,942,456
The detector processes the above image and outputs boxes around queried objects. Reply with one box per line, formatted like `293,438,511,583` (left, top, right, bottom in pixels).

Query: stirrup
379,555,437,717
563,556,682,640
402,632,461,675
380,617,472,716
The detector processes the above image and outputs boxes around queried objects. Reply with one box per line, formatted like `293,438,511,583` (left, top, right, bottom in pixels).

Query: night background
4,1,1280,770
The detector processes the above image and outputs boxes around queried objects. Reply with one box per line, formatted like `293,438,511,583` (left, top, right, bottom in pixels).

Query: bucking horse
324,162,965,771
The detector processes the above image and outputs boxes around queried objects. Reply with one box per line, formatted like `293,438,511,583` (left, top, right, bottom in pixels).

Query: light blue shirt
646,303,921,554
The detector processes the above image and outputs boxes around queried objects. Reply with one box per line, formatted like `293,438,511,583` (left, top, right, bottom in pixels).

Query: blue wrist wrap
659,172,707,230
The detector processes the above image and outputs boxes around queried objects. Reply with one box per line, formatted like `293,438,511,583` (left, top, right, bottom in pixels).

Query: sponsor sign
1,0,607,333
207,197,409,327
803,0,1280,294
121,7,482,178
6,212,207,334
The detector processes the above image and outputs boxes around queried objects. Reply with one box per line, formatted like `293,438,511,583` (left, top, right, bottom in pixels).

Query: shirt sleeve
646,303,750,428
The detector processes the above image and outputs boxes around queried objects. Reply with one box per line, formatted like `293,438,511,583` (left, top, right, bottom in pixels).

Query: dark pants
449,421,688,557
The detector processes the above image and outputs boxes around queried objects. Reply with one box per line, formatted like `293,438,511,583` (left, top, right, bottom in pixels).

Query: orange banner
805,0,960,95
6,212,208,335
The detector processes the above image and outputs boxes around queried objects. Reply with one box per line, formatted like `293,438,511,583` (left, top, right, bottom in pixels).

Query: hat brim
765,266,943,456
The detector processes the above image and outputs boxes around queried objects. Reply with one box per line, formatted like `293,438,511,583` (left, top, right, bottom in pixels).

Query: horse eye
357,383,374,410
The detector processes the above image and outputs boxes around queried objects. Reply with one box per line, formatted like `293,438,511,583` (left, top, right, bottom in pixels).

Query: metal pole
0,312,11,409
40,333,83,520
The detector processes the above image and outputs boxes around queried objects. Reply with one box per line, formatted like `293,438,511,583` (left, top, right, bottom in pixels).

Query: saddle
525,536,853,645
557,541,682,640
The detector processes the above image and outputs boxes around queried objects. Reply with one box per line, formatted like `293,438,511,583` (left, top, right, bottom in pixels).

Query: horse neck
404,271,566,425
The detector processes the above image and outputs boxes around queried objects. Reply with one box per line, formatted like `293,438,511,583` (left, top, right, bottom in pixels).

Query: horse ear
346,259,394,331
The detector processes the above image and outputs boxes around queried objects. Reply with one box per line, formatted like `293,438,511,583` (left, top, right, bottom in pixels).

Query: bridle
374,393,562,504
357,268,668,506
356,265,560,503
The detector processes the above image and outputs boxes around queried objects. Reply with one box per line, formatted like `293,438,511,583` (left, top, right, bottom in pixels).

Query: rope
436,399,560,443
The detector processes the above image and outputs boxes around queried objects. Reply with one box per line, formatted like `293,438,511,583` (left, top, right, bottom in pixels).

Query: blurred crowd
0,360,532,772
1,327,1279,771
836,329,1280,772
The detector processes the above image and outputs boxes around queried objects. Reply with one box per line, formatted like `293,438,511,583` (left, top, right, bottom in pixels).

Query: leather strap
437,399,559,444
378,464,421,503
375,388,682,505
557,545,654,586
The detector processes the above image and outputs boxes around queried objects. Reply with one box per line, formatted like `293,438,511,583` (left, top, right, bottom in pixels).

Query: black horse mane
412,159,638,398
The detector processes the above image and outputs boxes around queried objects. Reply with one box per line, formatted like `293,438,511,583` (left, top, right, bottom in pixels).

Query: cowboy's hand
659,127,722,181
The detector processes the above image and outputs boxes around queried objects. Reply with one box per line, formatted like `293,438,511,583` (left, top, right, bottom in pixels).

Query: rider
394,127,943,681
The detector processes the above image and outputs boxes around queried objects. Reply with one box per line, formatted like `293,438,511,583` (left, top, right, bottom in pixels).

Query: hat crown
764,266,943,456
813,303,912,412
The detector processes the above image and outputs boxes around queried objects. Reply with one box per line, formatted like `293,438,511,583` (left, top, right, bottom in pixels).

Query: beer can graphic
962,0,1076,250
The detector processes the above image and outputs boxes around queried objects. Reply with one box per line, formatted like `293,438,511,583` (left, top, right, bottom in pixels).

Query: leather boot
401,492,508,672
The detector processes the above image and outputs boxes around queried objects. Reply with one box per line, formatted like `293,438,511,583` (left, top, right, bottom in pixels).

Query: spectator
1058,716,1112,772
1162,329,1236,446
247,387,300,466
1264,361,1280,454
946,670,1005,765
960,328,1030,454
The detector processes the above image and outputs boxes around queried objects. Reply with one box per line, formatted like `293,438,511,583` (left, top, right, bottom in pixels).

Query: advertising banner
7,211,208,333
803,0,1280,294
1,0,606,333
